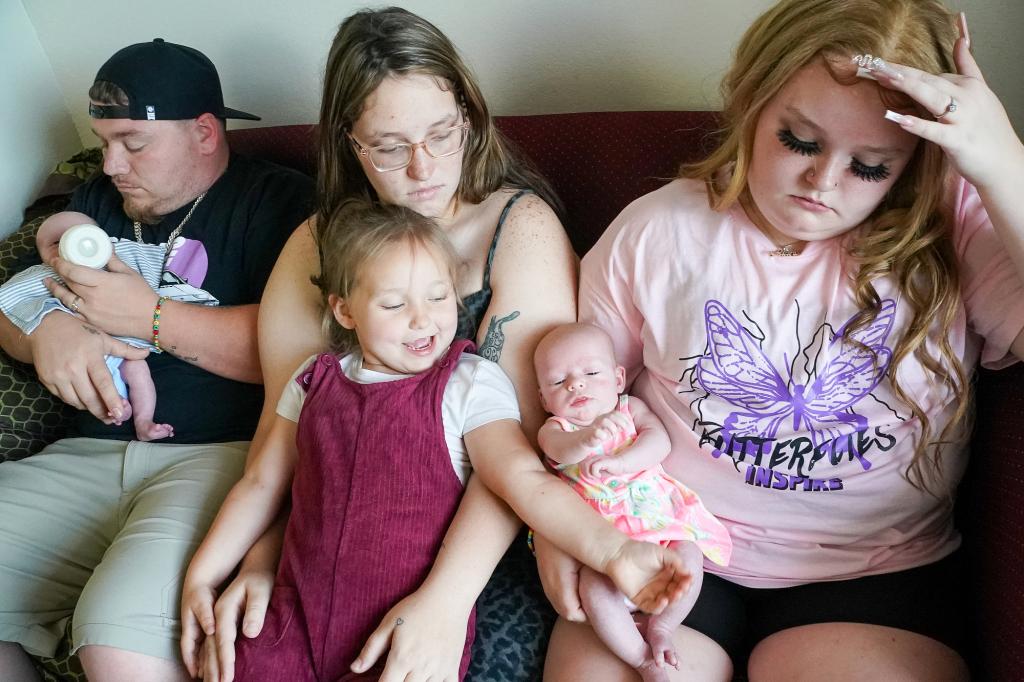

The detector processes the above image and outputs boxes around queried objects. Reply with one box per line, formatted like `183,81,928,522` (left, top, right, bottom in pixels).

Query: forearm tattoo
164,345,199,364
478,310,520,362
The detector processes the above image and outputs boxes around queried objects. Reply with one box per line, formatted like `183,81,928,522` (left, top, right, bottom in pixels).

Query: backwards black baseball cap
89,38,260,121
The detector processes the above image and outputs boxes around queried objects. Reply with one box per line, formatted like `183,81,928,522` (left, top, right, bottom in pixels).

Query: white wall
954,0,1024,137
9,0,1023,235
0,0,81,239
20,0,1024,143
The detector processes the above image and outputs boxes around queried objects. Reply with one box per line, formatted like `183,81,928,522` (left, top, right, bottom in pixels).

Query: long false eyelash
777,129,820,156
851,158,891,182
780,128,891,183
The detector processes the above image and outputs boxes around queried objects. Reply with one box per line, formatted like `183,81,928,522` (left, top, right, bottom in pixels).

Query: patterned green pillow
31,620,86,682
0,148,100,463
0,207,76,462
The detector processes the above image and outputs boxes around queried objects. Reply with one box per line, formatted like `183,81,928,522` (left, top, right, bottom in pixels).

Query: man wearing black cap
0,39,313,680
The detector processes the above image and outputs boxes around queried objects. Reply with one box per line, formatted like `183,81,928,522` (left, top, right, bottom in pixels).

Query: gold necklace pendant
769,243,799,257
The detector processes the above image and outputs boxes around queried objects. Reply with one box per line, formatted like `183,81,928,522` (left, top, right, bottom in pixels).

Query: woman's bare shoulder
277,216,319,274
493,189,571,255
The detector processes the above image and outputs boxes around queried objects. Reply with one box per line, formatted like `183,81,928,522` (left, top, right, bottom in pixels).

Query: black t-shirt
62,154,314,443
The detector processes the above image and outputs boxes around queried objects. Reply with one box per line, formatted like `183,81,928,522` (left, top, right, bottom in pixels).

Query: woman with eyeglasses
179,7,631,681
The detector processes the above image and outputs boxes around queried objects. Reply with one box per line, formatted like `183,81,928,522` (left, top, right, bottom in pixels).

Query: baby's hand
580,454,621,479
583,411,632,449
604,540,691,615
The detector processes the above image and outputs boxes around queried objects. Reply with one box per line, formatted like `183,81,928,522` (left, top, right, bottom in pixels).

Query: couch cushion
494,111,719,254
227,125,318,178
960,364,1024,679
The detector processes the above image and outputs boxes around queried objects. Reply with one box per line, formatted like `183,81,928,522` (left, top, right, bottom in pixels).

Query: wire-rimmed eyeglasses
347,121,471,172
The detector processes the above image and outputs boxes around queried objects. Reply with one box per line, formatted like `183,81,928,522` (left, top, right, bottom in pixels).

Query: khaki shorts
0,437,247,661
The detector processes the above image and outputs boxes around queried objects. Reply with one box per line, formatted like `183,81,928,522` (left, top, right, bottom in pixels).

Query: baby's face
535,329,624,426
36,235,61,264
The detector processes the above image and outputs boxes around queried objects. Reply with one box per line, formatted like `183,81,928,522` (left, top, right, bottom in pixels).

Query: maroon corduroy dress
235,339,476,680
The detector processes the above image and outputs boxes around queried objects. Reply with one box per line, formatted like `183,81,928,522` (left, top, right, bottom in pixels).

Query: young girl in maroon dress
181,201,691,681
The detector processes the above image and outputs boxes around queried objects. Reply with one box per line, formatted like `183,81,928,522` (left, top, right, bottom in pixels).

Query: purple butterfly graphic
695,299,895,470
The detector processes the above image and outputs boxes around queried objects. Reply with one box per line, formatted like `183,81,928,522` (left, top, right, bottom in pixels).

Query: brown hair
88,81,130,106
684,0,964,494
313,199,460,354
316,6,560,228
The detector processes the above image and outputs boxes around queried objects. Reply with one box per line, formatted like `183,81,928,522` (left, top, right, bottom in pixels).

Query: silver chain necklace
133,192,207,259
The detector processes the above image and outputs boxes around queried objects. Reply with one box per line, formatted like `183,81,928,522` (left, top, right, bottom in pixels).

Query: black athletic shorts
681,550,967,666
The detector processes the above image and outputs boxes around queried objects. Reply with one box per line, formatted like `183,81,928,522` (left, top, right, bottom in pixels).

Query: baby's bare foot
636,658,671,682
647,626,680,670
135,421,174,441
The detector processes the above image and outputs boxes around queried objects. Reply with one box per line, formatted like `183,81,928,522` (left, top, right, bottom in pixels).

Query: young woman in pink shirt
541,1,1024,679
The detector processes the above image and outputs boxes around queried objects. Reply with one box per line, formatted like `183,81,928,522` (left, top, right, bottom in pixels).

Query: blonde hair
316,7,560,228
313,199,460,354
684,0,964,494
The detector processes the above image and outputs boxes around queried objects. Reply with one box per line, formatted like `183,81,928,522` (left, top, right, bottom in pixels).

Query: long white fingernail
855,66,878,81
959,12,971,48
884,110,910,125
875,63,903,81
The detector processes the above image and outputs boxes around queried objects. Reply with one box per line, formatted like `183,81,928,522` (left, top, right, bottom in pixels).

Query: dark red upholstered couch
228,111,1022,679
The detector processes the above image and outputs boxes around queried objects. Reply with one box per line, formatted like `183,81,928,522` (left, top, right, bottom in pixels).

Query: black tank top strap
456,189,533,342
481,189,531,290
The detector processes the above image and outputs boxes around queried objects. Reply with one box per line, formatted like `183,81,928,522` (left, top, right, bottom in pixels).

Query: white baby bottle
59,224,113,269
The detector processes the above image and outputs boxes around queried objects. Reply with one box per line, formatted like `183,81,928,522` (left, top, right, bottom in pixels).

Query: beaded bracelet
526,528,536,556
151,296,168,352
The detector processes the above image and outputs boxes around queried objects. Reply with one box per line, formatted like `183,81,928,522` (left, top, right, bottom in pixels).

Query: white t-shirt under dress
277,351,521,485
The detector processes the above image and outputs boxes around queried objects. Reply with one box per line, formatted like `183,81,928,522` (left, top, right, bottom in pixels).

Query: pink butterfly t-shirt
580,177,1024,588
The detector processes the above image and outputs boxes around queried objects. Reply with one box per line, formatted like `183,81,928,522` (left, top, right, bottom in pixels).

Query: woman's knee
748,623,969,682
545,617,636,681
